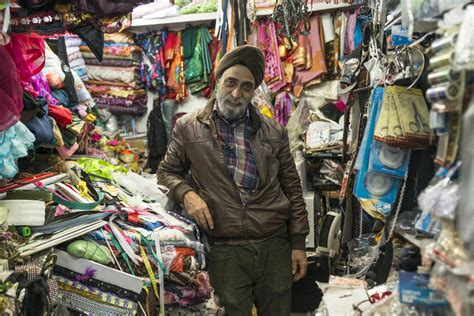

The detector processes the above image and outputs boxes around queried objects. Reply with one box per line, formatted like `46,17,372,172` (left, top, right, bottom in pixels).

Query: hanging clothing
0,46,23,131
292,15,327,97
258,19,286,92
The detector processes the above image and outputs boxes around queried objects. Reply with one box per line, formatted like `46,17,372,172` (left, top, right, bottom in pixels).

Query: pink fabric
293,16,327,91
57,142,79,160
0,46,23,131
344,8,359,57
5,34,45,85
258,20,286,92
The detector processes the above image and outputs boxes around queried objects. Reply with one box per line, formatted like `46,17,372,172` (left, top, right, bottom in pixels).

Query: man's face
216,64,255,120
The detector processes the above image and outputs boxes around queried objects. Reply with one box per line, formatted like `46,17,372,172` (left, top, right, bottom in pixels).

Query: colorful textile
213,107,260,202
53,275,137,316
85,79,142,89
0,121,35,179
84,57,139,67
80,45,141,57
292,16,327,97
95,95,147,109
135,32,167,93
81,51,140,62
274,92,293,126
256,20,285,92
85,84,145,98
86,65,139,83
164,272,212,306
0,46,23,131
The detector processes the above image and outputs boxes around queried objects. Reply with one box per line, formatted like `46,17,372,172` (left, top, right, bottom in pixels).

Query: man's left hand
291,250,308,282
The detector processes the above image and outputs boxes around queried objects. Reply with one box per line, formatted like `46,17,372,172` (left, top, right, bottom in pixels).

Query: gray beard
216,98,249,121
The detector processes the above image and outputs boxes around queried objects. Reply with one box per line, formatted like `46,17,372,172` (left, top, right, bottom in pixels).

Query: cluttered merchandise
1,0,474,315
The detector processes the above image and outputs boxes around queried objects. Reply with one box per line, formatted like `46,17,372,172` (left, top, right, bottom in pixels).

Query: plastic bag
112,171,170,208
286,98,311,152
454,6,474,71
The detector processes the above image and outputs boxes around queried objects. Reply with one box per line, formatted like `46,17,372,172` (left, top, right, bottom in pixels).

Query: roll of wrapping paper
427,68,461,85
429,51,454,70
431,34,457,54
426,84,460,103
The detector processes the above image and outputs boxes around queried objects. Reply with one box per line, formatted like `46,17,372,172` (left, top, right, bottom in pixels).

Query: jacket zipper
209,119,248,240
246,132,264,242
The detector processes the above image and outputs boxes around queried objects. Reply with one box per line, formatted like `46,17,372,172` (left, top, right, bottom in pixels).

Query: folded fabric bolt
0,200,46,226
66,45,80,55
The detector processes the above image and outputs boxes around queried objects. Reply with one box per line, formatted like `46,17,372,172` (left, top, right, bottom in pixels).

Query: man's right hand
183,191,214,231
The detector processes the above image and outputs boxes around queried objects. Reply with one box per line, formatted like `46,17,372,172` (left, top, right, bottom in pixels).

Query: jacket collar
197,95,262,132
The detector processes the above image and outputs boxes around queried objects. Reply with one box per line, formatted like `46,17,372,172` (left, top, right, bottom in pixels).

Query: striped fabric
213,109,260,203
53,275,138,316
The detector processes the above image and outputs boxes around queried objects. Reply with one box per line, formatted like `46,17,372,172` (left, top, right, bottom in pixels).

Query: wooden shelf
129,2,361,32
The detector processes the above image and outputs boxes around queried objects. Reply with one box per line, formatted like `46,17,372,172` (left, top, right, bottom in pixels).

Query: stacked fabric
65,36,88,81
83,32,147,117
0,161,223,315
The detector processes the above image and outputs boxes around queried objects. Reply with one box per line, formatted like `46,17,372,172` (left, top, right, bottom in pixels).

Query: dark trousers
208,237,293,316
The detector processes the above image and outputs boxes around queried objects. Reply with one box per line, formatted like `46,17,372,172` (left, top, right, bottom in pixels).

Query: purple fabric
274,92,293,126
94,95,146,108
97,103,147,116
73,267,96,286
26,73,59,106
164,272,211,306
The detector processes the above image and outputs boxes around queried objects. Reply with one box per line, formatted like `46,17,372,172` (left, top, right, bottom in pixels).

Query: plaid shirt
213,106,260,204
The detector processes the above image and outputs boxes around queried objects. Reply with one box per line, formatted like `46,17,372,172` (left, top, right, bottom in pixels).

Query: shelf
129,2,361,32
395,230,434,250
130,12,217,32
305,152,342,158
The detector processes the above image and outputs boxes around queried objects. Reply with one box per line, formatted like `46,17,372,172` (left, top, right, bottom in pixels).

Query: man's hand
183,191,214,231
291,250,308,282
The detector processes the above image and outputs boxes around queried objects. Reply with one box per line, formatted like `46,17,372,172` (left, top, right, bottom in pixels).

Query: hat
215,45,265,88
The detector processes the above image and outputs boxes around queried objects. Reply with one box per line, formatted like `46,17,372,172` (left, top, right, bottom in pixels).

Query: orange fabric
169,247,196,273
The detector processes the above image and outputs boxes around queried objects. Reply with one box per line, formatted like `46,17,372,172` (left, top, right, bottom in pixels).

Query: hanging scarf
135,32,167,95
274,91,293,126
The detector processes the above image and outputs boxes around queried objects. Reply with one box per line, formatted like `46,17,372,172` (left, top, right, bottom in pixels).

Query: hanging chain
388,171,409,239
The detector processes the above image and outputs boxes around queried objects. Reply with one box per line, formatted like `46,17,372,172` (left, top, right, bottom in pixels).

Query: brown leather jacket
157,97,309,249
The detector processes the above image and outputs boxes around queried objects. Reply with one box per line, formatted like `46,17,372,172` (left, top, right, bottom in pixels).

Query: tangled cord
272,0,310,41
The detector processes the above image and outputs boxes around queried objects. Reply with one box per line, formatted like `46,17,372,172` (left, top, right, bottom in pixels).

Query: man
157,45,309,315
